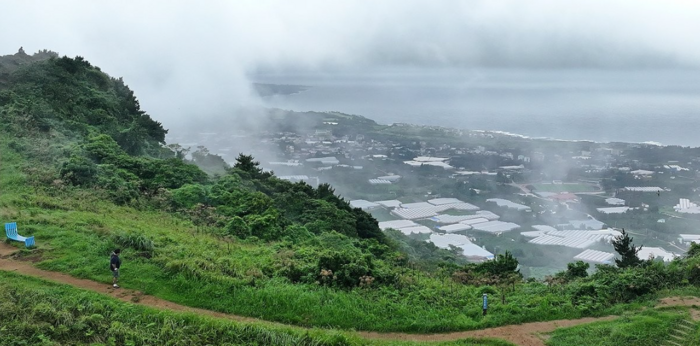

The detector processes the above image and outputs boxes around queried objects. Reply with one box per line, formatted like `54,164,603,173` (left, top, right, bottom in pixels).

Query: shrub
225,216,250,238
59,154,97,185
171,183,209,209
112,231,155,254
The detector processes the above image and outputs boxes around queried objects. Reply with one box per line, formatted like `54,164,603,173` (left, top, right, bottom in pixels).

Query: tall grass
0,271,512,346
547,307,697,346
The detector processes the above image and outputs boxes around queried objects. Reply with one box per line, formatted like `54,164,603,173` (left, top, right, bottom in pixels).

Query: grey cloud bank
1,0,699,127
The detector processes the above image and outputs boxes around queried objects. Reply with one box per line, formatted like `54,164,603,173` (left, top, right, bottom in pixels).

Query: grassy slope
3,56,700,343
547,307,699,346
0,271,512,346
0,136,652,334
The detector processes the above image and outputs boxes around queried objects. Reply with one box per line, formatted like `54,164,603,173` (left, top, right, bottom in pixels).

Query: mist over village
2,1,700,345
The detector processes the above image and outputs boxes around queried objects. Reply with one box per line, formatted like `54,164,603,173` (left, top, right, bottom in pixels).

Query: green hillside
3,50,700,345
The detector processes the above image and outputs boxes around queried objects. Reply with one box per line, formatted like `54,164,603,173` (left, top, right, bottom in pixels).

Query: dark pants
483,308,487,316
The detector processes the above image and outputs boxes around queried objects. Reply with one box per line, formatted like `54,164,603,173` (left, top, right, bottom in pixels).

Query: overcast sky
2,0,699,126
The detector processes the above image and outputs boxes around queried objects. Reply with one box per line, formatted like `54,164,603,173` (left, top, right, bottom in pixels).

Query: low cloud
2,0,699,127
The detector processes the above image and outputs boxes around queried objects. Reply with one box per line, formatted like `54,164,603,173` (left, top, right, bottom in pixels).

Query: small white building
623,187,663,192
306,156,340,165
679,234,700,245
605,198,626,206
674,199,700,214
486,198,531,212
630,169,655,176
597,207,631,214
377,175,402,182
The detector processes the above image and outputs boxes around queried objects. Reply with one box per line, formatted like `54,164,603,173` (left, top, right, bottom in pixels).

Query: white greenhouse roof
472,221,520,233
605,198,626,206
428,198,464,206
486,198,531,211
529,235,595,249
521,230,548,238
428,234,493,260
638,247,677,262
404,161,454,169
456,243,494,260
532,225,558,233
369,179,392,185
391,208,439,220
431,214,480,224
549,229,621,237
413,156,449,162
679,234,700,241
350,200,380,210
378,220,419,231
429,233,471,247
459,217,491,226
475,210,500,220
377,175,402,181
398,225,433,235
574,249,615,264
375,200,402,208
623,187,663,192
438,223,473,233
401,202,435,209
567,219,606,230
441,202,480,211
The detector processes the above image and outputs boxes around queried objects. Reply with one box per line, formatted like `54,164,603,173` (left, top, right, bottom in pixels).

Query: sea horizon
253,67,700,148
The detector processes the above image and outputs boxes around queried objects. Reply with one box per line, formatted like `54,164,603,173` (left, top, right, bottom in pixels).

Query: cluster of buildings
355,197,526,261
168,118,700,270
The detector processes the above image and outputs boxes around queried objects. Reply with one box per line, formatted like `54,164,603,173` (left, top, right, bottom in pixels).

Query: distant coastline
255,68,700,147
385,122,669,147
252,83,311,97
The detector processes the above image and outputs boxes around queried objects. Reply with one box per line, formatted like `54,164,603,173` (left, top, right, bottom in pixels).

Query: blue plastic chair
5,222,35,247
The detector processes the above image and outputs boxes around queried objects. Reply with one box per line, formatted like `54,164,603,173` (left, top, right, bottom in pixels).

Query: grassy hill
3,50,700,344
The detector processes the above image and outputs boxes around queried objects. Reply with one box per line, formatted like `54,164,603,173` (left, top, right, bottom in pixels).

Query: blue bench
5,222,35,247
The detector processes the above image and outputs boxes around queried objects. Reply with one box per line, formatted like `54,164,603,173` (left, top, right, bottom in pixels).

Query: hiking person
482,293,488,316
110,249,121,288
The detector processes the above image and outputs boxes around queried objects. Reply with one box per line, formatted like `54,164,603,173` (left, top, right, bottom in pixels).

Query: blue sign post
482,293,488,316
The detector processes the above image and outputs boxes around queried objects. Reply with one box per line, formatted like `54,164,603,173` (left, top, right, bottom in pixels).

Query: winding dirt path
0,242,697,346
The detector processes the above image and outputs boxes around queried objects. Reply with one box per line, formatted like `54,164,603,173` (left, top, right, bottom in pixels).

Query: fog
2,0,700,130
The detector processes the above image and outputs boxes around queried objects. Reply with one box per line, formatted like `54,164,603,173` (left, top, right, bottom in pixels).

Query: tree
478,250,520,278
233,153,270,179
565,261,589,279
686,242,700,258
234,154,261,174
613,228,643,268
167,143,190,160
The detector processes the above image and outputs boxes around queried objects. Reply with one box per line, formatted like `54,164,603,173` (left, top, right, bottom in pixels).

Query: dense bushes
4,55,166,154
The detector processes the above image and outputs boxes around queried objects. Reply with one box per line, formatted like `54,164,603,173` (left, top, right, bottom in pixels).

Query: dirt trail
0,242,697,346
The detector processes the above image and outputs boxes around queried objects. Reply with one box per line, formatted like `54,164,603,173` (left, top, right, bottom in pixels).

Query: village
169,111,700,277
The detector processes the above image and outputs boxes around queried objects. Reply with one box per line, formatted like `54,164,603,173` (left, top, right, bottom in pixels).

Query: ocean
253,68,700,147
